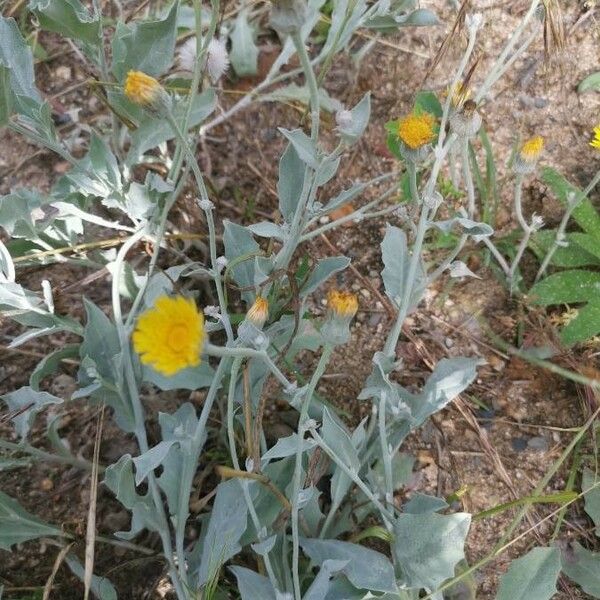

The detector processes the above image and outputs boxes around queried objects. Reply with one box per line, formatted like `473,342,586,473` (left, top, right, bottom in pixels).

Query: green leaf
0,491,63,550
414,91,442,118
570,232,600,262
496,547,560,600
393,512,470,592
541,167,600,235
578,72,600,93
561,542,600,598
300,538,397,593
582,468,600,537
529,270,600,305
29,0,101,61
530,231,600,268
0,17,41,104
229,9,258,77
111,1,179,79
0,64,12,126
0,386,62,440
560,299,600,345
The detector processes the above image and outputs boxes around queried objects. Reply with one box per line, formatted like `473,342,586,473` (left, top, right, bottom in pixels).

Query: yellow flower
397,112,436,150
124,70,171,114
132,295,205,376
590,125,600,150
327,289,359,319
246,296,269,328
519,136,544,161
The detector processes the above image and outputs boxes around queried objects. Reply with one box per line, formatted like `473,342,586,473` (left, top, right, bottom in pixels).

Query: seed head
207,38,230,83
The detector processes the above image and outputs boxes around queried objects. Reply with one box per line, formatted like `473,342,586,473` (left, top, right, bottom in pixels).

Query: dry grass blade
43,543,74,600
542,0,566,58
84,405,105,600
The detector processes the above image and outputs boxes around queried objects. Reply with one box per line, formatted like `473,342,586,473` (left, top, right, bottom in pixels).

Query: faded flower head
133,295,205,376
590,125,600,150
207,38,230,83
124,70,171,115
397,112,436,150
514,135,544,174
246,295,269,328
450,99,482,138
327,289,359,319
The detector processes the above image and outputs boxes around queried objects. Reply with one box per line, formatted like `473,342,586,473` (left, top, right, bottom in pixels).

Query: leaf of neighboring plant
570,232,600,262
530,231,600,268
582,468,600,537
529,270,600,305
561,542,600,597
300,538,397,593
111,1,179,79
414,91,443,118
0,386,62,440
578,72,600,93
560,299,600,345
229,566,277,600
64,554,117,600
393,512,470,593
196,480,249,586
0,17,41,103
496,547,560,600
541,167,600,235
0,491,63,550
29,0,101,61
229,10,258,77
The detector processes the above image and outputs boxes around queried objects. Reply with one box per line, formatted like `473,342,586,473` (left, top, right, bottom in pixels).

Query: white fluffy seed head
178,37,197,73
335,109,353,129
207,38,230,83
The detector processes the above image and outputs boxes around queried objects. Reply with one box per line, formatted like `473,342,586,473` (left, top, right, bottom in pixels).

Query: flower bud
270,0,307,34
246,296,269,329
513,136,544,174
124,70,171,116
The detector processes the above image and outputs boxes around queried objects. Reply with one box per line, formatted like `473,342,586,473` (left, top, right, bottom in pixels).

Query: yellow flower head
397,112,436,150
519,136,544,162
132,295,205,376
124,71,171,114
590,126,600,150
327,289,359,319
246,296,269,328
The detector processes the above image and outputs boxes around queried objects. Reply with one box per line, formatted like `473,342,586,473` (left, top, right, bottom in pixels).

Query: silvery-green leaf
1,386,62,440
248,222,287,240
132,440,177,485
381,224,408,306
261,433,316,463
261,84,343,113
0,281,45,312
64,554,117,600
448,260,481,280
582,468,600,537
197,479,248,585
320,0,368,56
229,566,277,600
111,1,179,79
561,542,600,597
46,414,72,458
369,452,414,494
29,0,101,61
229,9,258,77
278,128,319,169
302,488,324,537
0,17,41,104
393,512,471,592
403,493,448,514
322,182,368,214
315,155,341,187
127,88,216,163
403,8,439,26
0,189,49,239
0,64,12,126
0,491,63,550
0,458,31,472
300,538,397,593
409,357,482,426
251,534,277,556
278,142,306,222
143,361,215,391
103,455,161,539
496,547,560,600
301,256,350,296
223,220,260,290
304,559,349,600
338,93,371,143
433,217,493,238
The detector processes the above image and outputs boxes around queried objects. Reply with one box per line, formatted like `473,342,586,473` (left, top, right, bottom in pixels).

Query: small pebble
511,437,528,452
527,436,549,452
